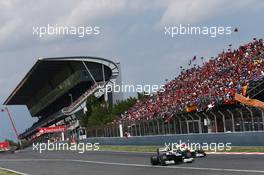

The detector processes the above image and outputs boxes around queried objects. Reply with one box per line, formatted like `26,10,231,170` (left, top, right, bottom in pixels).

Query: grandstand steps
61,82,105,115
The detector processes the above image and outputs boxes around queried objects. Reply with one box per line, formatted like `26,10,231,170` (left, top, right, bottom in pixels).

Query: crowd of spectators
115,39,264,124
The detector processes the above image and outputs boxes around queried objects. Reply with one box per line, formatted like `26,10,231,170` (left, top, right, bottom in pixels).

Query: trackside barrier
83,132,264,146
87,106,264,137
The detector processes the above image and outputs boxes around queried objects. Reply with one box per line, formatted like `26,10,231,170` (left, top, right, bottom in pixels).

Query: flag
242,84,248,96
186,105,197,113
207,103,214,110
235,93,264,109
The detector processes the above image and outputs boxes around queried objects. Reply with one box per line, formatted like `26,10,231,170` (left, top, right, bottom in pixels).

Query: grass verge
0,169,19,175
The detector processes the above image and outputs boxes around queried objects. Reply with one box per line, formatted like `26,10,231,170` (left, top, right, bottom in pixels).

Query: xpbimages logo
32,141,100,154
164,140,232,152
32,24,100,38
164,24,233,38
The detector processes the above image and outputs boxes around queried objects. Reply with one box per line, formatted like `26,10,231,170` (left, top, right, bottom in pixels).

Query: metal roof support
161,119,165,135
195,113,202,133
138,122,142,136
150,121,153,135
245,107,254,131
202,112,210,133
237,109,245,132
110,126,113,137
256,108,264,131
103,127,106,137
166,121,170,135
175,116,182,134
156,119,160,135
107,127,110,137
129,125,132,137
134,123,137,136
147,120,150,135
169,120,173,134
172,116,176,134
210,111,218,133
111,125,115,137
227,109,235,132
188,114,195,133
152,120,156,135
181,115,189,134
116,124,119,137
218,111,226,133
82,61,97,85
142,121,146,136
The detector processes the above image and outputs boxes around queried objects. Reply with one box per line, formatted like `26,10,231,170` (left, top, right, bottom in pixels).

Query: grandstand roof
4,56,118,105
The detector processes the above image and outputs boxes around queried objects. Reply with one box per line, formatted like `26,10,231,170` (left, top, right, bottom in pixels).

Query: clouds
0,0,259,50
0,0,263,141
0,0,127,50
156,0,264,27
57,0,127,26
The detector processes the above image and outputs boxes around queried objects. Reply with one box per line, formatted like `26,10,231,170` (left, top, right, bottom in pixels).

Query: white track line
98,150,264,155
0,159,264,174
0,166,28,175
207,152,264,155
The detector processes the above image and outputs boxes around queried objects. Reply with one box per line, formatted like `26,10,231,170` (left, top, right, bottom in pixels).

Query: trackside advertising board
38,126,66,134
0,141,10,151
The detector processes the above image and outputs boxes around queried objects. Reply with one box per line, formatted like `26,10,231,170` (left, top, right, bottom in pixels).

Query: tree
81,95,137,129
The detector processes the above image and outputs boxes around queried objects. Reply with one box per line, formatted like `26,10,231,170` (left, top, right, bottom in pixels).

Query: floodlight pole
69,93,73,104
102,64,105,85
2,107,19,139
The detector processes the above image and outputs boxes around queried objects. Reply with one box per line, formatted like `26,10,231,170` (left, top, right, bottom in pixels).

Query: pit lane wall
83,132,264,146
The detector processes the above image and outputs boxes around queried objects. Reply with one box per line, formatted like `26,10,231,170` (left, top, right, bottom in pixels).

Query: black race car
150,147,194,166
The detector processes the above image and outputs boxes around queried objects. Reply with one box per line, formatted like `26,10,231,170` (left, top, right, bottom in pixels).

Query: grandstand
3,57,121,140
3,40,264,141
87,39,264,137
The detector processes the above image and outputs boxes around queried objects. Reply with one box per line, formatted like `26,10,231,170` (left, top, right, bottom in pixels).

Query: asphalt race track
0,149,264,175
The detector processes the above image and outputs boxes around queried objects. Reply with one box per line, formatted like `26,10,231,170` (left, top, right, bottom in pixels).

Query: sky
0,0,264,141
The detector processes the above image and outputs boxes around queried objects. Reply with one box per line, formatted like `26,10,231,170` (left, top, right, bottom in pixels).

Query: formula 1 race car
177,144,206,158
150,147,194,166
190,149,206,158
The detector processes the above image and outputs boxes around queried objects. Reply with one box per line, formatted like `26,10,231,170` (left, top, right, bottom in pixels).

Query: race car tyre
160,155,167,166
174,156,183,164
150,155,159,165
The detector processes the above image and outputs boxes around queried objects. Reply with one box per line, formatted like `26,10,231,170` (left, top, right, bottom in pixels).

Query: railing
87,106,264,137
19,110,64,138
20,81,107,139
62,82,105,115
